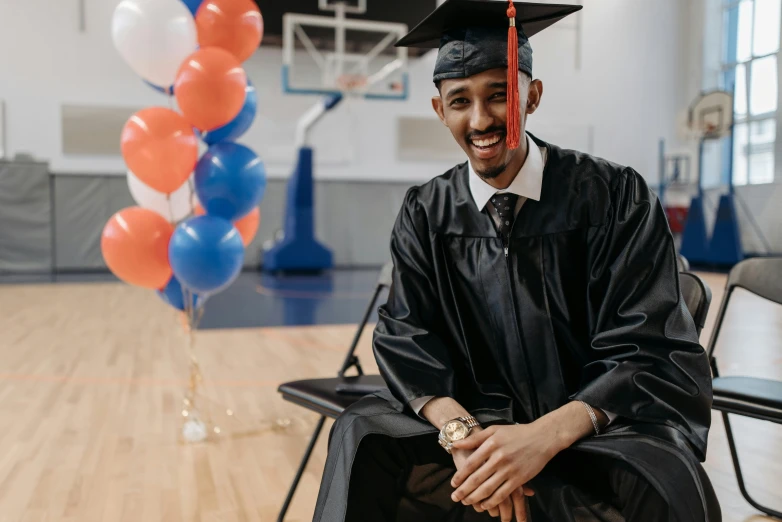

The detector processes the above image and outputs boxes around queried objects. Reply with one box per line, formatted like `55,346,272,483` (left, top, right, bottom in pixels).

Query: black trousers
345,433,669,522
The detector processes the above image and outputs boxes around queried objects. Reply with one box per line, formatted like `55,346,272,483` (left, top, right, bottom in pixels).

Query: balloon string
180,283,211,436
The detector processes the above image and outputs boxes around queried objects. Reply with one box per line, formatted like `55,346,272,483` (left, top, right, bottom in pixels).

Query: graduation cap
396,0,582,150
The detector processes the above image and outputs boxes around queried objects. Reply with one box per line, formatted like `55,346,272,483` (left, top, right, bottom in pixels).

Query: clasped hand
449,423,558,521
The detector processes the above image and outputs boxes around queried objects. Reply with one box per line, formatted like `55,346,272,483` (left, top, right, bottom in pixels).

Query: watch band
458,415,480,429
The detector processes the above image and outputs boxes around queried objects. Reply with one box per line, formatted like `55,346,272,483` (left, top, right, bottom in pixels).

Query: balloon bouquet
104,0,265,442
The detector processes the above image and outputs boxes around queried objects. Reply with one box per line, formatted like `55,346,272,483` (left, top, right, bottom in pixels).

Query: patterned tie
489,193,520,239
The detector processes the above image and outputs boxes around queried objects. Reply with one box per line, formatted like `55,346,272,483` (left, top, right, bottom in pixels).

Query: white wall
0,0,689,185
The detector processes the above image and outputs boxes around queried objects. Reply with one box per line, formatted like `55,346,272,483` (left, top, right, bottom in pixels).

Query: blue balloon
157,276,204,311
201,80,257,145
169,216,245,294
144,80,174,96
195,143,267,221
181,0,203,16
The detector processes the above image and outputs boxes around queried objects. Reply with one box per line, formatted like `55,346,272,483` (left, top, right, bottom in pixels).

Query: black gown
312,134,721,522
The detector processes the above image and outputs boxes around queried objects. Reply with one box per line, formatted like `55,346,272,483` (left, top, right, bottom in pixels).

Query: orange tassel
506,1,520,150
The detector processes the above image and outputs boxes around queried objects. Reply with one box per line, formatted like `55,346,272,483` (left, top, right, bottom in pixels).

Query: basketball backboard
688,91,733,140
255,0,437,99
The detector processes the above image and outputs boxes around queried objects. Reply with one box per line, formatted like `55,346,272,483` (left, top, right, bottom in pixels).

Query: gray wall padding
47,174,412,271
52,176,135,270
0,160,52,272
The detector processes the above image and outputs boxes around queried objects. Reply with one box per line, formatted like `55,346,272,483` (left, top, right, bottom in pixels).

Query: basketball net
336,74,369,93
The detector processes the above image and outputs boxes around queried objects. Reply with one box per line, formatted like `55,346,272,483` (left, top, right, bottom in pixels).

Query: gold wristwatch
438,416,480,454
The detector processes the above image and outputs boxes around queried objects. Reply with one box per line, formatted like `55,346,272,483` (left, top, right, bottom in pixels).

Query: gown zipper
502,229,541,420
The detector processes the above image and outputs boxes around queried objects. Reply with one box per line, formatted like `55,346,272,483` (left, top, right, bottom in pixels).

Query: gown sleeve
373,187,457,410
572,168,713,460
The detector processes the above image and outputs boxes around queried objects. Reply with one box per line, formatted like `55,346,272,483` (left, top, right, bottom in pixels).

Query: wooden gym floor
0,271,780,521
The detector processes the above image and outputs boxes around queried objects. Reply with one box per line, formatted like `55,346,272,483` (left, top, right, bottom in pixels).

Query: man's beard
475,163,508,180
467,125,507,180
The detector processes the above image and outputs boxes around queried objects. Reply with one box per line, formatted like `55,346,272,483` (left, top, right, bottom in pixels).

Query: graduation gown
312,135,720,521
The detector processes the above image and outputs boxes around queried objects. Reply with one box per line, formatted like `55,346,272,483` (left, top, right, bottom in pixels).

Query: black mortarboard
396,0,582,150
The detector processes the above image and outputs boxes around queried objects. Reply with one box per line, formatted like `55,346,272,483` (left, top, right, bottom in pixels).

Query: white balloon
127,170,196,223
112,0,198,88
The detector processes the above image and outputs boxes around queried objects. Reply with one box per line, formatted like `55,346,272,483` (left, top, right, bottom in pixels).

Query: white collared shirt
467,133,546,219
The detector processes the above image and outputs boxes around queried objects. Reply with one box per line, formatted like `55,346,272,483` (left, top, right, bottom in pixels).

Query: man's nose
469,102,494,133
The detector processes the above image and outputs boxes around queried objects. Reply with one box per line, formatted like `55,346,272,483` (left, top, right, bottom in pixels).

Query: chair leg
277,416,327,522
722,412,782,519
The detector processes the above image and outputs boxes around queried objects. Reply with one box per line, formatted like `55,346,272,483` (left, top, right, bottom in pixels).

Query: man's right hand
452,448,532,522
420,398,532,521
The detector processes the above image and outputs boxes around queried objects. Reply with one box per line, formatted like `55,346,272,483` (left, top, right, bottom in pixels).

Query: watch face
444,421,468,441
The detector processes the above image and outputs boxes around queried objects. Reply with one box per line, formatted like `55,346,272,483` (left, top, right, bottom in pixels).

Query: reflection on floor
201,269,387,329
0,268,389,329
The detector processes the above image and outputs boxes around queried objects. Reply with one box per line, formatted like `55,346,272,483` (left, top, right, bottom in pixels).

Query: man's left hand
449,423,559,511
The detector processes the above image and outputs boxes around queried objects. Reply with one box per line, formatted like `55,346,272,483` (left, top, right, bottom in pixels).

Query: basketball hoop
336,74,369,93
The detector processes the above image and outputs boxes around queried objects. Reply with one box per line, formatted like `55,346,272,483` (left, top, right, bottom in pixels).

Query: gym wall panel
397,117,464,163
61,105,142,156
0,160,51,272
48,174,413,271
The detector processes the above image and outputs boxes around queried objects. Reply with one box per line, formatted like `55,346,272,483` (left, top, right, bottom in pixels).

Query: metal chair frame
706,257,782,519
276,264,392,521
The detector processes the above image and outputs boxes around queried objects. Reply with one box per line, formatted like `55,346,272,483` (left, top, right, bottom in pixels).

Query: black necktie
489,193,520,239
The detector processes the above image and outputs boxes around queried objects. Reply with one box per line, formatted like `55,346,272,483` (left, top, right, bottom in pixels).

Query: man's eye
491,92,507,100
450,98,469,106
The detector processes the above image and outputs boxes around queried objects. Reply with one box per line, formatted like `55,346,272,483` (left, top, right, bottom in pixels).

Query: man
312,1,721,521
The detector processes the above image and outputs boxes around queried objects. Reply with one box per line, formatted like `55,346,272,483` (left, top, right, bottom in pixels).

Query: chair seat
712,376,782,422
278,374,388,419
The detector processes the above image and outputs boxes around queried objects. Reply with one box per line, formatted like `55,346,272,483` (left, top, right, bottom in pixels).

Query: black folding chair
276,263,392,521
706,257,782,519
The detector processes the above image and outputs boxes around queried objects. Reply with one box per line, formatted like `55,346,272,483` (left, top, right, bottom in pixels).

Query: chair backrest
377,261,393,289
338,262,393,376
706,257,782,358
677,254,690,272
725,257,782,306
679,271,712,335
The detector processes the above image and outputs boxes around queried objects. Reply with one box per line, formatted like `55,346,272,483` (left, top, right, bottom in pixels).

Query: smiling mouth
469,132,505,158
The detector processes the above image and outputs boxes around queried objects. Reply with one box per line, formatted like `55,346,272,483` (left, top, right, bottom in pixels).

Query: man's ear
526,79,543,114
432,96,447,125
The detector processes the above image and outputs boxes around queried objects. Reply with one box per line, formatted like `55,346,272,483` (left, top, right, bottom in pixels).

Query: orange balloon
120,108,198,194
196,0,263,63
174,48,247,131
101,207,174,289
234,207,260,246
194,204,259,246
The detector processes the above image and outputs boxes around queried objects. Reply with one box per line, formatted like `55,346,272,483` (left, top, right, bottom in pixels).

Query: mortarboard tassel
506,0,520,150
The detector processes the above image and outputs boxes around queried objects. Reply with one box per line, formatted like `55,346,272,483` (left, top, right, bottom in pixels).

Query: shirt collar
468,134,544,212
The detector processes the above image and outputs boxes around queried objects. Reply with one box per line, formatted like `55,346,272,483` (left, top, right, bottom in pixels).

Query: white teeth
472,135,501,147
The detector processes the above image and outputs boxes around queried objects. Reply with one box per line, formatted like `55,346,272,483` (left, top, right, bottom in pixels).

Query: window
723,0,781,184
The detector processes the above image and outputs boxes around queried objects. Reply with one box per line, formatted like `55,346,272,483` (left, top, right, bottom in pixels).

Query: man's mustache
466,126,506,142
